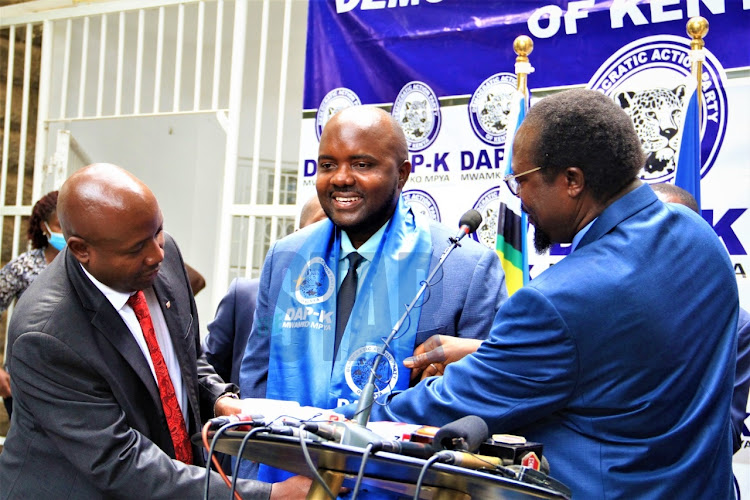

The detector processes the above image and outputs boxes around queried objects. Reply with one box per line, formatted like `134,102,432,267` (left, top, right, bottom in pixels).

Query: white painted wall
40,0,309,335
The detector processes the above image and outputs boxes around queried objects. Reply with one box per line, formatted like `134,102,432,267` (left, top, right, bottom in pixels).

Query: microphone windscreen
458,210,483,234
434,415,489,452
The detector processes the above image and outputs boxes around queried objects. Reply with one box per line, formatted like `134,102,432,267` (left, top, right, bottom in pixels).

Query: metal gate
0,0,309,438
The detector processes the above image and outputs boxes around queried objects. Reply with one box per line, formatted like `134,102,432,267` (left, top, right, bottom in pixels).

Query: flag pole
513,35,534,98
512,35,533,285
686,16,708,126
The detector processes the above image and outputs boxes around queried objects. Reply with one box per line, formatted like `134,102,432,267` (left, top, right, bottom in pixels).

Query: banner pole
686,16,708,127
513,35,534,98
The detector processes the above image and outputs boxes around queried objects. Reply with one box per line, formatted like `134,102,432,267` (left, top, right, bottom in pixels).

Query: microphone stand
352,232,469,428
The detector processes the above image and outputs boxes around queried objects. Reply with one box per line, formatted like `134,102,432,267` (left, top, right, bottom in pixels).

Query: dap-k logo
588,35,728,183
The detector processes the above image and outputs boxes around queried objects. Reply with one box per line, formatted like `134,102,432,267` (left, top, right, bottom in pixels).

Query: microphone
352,209,484,427
299,420,384,448
450,209,483,243
208,413,266,430
435,450,511,470
433,415,488,452
371,440,436,460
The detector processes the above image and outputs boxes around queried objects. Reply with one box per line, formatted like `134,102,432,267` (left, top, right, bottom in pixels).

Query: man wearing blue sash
237,106,507,486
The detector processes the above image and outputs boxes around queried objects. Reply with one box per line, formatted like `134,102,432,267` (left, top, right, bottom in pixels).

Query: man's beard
523,203,554,254
533,225,553,254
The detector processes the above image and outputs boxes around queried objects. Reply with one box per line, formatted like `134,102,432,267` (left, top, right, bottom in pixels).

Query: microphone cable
350,442,375,500
230,426,271,500
298,422,336,500
202,420,244,500
412,455,441,500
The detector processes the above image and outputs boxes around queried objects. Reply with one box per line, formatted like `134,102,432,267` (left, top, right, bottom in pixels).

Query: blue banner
304,0,749,109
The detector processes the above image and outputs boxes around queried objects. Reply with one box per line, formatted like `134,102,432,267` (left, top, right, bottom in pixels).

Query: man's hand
213,393,243,417
0,367,11,398
404,335,483,382
270,475,312,500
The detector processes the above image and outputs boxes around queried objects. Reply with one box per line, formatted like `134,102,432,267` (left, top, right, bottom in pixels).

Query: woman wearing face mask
0,190,62,418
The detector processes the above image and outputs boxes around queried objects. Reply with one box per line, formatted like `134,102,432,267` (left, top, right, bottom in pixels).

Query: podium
212,430,570,499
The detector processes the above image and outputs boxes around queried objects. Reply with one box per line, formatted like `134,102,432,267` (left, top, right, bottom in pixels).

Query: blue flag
674,79,701,211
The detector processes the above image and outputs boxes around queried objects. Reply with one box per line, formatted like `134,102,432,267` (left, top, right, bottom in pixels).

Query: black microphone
433,415,488,452
450,209,483,243
371,440,437,459
207,413,266,430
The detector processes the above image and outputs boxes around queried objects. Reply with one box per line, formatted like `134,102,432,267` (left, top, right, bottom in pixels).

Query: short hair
523,89,645,202
651,183,700,214
28,190,59,249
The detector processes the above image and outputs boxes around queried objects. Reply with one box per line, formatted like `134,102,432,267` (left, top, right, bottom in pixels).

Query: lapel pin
166,301,171,309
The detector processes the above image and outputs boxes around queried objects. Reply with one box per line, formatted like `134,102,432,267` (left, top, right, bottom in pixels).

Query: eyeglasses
503,166,544,196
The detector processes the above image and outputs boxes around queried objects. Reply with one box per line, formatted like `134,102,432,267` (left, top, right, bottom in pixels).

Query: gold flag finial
686,16,709,124
513,35,534,60
513,36,534,95
686,16,709,48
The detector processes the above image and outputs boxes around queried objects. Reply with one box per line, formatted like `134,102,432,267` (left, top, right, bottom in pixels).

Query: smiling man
238,106,507,485
350,89,739,498
0,164,309,499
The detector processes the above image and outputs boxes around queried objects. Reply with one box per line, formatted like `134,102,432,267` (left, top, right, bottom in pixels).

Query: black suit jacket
0,235,270,499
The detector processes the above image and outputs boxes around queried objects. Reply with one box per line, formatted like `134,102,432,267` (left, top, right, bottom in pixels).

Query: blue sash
260,197,432,485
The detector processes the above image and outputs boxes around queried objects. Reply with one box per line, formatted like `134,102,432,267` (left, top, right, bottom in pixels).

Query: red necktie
127,291,193,464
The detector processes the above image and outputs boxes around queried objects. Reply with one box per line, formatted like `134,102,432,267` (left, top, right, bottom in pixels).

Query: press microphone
352,209,484,427
208,413,266,430
451,209,483,243
433,415,488,452
435,450,511,470
371,440,436,460
299,420,384,448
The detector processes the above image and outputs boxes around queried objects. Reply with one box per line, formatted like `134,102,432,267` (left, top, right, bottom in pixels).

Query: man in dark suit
0,164,309,499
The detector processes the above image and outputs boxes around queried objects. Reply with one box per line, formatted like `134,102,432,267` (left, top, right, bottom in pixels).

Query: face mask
44,221,66,251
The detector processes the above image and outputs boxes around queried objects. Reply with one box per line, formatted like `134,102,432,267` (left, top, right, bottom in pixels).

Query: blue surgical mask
44,221,66,251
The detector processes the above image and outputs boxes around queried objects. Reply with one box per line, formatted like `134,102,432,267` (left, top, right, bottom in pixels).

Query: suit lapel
66,251,161,406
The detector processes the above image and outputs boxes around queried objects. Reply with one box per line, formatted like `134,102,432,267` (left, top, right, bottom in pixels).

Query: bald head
59,163,158,242
299,195,327,229
323,106,409,166
60,163,166,293
651,183,700,214
316,105,412,248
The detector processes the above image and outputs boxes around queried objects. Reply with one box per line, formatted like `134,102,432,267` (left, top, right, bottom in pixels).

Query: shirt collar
570,217,597,252
340,222,388,261
79,264,134,312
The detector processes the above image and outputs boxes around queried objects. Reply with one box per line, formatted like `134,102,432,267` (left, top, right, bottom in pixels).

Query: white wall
41,0,310,335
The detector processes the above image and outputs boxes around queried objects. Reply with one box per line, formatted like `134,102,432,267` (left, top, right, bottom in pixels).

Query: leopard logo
401,99,430,140
479,92,512,134
614,85,687,174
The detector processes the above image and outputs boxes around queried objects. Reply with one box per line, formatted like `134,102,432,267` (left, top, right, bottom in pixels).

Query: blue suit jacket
239,219,508,400
733,307,750,453
364,185,738,499
203,277,260,386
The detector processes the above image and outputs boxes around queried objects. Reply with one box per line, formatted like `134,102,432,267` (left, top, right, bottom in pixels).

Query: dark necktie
335,252,364,359
127,291,193,464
